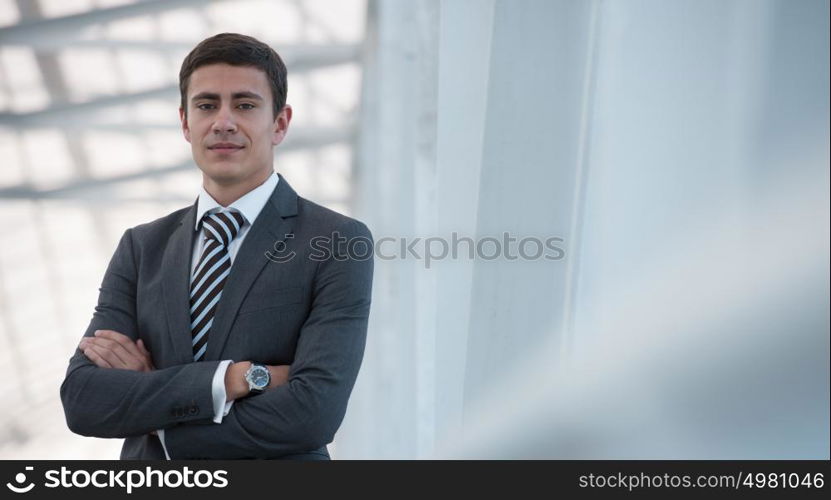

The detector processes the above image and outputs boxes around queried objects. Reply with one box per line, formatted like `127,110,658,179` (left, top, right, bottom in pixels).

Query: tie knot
201,210,245,247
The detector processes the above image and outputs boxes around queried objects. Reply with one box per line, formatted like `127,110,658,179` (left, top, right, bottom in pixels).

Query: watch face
250,367,269,388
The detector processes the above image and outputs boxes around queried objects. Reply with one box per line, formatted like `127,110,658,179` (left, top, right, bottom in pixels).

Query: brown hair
179,33,287,118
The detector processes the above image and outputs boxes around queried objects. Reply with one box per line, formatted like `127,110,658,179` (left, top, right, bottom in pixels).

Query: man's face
180,63,291,187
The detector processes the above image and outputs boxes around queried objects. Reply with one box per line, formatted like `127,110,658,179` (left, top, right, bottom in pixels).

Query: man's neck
203,170,273,207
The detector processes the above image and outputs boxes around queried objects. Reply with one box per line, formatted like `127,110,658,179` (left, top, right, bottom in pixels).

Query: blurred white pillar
460,0,596,416
338,0,441,459
340,0,597,458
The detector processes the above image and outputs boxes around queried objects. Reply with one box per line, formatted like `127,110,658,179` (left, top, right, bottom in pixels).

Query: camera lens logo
6,467,35,494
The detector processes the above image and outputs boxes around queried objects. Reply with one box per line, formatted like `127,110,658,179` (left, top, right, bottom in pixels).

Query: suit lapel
160,203,199,365
205,174,299,360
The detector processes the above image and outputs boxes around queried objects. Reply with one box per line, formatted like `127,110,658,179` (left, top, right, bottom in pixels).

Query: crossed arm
79,330,290,401
61,220,373,458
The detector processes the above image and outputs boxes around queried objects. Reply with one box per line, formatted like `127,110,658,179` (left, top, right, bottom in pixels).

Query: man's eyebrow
231,91,264,101
191,92,219,102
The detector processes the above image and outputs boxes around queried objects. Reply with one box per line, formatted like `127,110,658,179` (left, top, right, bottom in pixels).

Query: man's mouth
208,143,245,153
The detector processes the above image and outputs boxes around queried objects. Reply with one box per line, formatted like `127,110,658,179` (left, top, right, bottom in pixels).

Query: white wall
339,0,829,459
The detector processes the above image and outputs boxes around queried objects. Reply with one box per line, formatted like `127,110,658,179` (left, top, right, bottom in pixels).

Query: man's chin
199,163,245,183
196,157,273,185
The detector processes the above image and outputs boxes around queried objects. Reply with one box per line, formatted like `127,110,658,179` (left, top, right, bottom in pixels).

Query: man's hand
79,330,155,372
267,364,290,388
224,362,291,402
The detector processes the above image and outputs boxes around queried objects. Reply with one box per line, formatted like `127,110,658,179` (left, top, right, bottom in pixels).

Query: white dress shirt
158,172,280,459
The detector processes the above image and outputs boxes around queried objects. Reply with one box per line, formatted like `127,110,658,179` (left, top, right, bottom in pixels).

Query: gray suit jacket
60,174,373,459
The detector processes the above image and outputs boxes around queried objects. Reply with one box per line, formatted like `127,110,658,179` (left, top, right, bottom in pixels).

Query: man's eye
238,103,255,110
196,103,215,110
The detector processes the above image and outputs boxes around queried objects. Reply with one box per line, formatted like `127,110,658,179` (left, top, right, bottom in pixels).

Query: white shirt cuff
212,360,234,423
157,429,171,460
156,359,234,461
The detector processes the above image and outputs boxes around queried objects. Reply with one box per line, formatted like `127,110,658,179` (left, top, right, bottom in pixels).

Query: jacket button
189,405,199,416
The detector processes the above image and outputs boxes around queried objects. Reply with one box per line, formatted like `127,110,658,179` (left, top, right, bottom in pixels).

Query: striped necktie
190,210,245,361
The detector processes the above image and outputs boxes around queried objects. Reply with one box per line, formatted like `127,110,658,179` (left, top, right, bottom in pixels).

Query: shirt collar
194,172,280,231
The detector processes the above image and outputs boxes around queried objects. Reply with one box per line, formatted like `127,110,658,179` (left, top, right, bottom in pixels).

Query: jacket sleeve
60,228,219,438
162,220,374,458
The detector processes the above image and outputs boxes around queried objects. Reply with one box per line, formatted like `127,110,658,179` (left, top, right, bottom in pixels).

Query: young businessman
60,33,373,459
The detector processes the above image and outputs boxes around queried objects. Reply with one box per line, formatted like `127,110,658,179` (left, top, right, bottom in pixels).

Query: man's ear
272,104,292,146
179,107,191,143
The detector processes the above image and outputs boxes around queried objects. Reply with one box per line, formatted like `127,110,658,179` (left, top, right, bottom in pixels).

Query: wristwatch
244,363,271,395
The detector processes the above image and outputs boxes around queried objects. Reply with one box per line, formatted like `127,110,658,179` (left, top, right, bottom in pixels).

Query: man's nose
212,107,237,133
